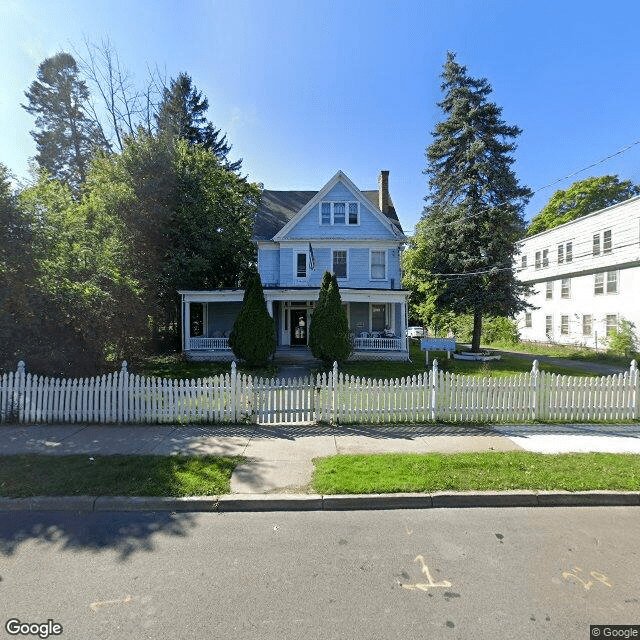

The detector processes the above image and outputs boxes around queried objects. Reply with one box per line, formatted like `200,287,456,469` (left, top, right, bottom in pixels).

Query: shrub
228,271,276,366
606,318,639,358
482,316,520,346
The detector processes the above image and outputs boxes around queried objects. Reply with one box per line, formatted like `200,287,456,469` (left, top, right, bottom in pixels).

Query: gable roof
253,172,405,241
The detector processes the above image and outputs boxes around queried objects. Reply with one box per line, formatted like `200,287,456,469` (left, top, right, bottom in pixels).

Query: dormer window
320,201,359,225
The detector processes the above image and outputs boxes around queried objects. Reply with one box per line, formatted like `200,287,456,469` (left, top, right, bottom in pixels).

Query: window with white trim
582,314,592,336
370,250,386,280
525,312,532,328
593,234,601,256
594,273,604,295
320,201,359,225
606,270,618,294
606,314,618,336
566,241,573,262
521,255,527,269
296,252,307,279
332,250,347,278
561,278,570,298
560,315,569,335
545,315,553,335
557,244,564,264
546,281,553,299
603,229,612,254
535,251,541,270
542,249,549,268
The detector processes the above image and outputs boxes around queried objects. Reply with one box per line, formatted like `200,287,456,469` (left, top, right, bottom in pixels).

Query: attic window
320,202,359,225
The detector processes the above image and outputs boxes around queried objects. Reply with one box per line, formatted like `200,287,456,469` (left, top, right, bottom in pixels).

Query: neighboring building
516,195,640,349
180,170,410,360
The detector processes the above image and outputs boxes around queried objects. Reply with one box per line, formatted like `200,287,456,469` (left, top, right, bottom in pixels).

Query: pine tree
403,52,532,352
309,272,351,366
229,271,276,366
22,53,106,191
155,72,241,172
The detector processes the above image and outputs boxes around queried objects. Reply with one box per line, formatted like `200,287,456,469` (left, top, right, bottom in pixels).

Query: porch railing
189,337,231,350
353,336,406,351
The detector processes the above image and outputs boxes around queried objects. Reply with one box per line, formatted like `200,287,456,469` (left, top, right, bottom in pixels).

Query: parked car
407,326,426,338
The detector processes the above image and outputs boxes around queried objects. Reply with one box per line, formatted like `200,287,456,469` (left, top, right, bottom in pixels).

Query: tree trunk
471,309,482,353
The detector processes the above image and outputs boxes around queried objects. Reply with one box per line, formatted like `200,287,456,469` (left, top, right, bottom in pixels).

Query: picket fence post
531,359,539,421
231,361,238,422
16,361,26,423
332,361,338,425
430,359,438,422
630,359,638,420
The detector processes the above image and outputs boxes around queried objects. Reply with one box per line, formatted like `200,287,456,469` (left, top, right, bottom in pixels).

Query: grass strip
312,452,640,494
0,454,244,498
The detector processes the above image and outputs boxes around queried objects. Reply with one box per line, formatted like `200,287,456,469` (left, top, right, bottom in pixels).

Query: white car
407,326,426,338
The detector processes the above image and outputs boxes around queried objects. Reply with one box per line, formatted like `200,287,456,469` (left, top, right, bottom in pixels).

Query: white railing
1,359,638,425
353,336,406,351
189,337,230,350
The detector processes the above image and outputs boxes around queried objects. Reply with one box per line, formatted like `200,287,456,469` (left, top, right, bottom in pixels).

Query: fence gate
253,376,316,424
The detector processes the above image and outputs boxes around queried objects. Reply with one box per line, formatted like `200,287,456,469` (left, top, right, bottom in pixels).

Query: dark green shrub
229,271,276,366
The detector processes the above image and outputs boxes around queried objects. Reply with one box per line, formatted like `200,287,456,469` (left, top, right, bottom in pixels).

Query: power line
403,138,640,236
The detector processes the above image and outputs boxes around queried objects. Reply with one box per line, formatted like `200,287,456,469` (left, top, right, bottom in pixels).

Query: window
320,201,359,225
521,255,527,269
321,203,331,225
606,314,618,336
561,278,570,298
593,234,601,256
566,241,573,262
370,250,386,280
546,281,553,299
348,202,358,225
372,304,386,332
535,251,541,270
557,244,564,264
545,315,553,335
560,315,569,335
603,229,612,254
594,273,604,295
542,249,549,268
296,252,307,279
606,270,618,293
525,312,532,328
582,315,592,336
332,250,347,278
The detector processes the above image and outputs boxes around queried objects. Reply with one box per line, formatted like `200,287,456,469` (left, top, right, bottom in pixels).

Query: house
179,170,411,361
516,195,640,349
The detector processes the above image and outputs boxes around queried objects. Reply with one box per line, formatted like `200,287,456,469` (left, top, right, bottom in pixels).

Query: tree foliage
229,271,276,366
156,73,241,172
22,53,107,191
402,52,532,352
309,272,351,366
527,175,640,236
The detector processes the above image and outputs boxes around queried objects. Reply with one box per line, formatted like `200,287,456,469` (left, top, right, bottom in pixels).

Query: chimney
378,170,390,213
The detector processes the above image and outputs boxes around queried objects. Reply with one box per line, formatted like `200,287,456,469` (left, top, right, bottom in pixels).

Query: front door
290,309,308,346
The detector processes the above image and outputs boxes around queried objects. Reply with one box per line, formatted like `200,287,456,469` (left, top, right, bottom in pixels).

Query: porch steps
273,347,320,365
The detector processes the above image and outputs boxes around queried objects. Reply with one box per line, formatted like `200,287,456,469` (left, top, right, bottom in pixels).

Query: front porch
179,287,411,362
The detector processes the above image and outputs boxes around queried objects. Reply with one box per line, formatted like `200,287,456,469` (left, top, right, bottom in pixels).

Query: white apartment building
516,195,640,349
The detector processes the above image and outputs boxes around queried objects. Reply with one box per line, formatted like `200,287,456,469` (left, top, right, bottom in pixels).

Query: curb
1,491,639,512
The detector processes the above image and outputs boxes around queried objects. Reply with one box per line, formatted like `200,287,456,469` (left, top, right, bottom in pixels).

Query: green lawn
0,454,244,497
312,452,640,494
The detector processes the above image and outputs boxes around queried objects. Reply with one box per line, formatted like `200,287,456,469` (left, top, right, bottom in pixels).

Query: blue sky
1,0,639,235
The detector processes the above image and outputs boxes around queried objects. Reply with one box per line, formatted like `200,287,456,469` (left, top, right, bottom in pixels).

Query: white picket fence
1,359,638,425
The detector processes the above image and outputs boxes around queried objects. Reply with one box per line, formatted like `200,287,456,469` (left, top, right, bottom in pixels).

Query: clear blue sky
2,0,639,235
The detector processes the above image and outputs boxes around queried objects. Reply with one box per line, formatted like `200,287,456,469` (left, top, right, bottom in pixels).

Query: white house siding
517,196,640,348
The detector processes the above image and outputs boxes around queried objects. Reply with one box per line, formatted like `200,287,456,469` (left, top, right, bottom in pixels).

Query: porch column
400,300,407,349
183,299,191,351
266,299,273,317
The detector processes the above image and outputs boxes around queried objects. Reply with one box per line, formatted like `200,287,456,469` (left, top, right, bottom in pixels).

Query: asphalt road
1,508,639,639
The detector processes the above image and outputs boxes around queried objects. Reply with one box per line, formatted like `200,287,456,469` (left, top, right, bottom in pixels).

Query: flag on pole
308,243,316,270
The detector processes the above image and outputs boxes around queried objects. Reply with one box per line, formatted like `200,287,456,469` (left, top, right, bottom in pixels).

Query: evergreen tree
309,271,332,359
527,175,640,235
155,72,241,172
309,272,351,366
229,271,276,366
22,53,106,191
403,52,532,352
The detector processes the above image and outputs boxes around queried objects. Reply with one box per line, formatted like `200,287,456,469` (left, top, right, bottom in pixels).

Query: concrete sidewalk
2,423,640,499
